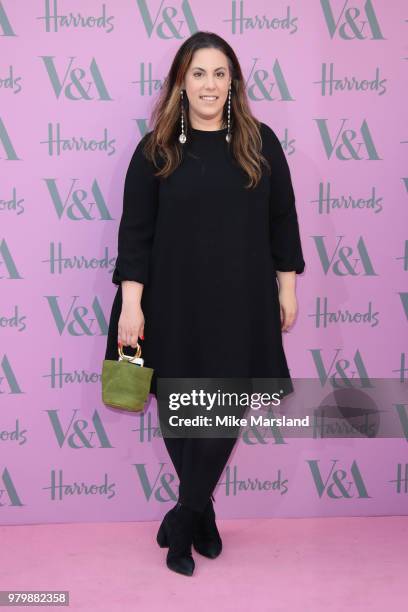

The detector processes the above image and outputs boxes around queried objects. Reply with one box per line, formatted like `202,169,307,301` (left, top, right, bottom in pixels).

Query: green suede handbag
102,342,154,412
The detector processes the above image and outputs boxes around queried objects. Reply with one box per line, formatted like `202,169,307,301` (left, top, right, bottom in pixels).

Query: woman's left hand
278,288,298,333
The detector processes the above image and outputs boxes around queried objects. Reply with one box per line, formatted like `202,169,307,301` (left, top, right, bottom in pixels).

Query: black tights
160,379,252,513
162,436,239,513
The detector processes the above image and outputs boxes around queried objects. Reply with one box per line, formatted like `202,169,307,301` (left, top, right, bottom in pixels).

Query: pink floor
0,516,406,611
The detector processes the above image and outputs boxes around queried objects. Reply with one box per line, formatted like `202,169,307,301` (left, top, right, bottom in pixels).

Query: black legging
162,435,239,513
160,378,251,513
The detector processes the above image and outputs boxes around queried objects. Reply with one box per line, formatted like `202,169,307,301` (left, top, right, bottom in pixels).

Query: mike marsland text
167,415,310,427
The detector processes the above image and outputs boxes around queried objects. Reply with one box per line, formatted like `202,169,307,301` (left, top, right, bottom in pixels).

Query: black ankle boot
156,502,195,576
192,494,222,559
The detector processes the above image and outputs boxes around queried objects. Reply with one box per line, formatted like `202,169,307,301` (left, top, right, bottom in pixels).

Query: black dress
105,122,305,398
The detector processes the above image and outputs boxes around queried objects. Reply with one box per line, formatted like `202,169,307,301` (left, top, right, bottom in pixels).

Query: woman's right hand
118,303,145,348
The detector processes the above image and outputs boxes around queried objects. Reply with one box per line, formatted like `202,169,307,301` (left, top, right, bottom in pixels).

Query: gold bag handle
118,342,142,362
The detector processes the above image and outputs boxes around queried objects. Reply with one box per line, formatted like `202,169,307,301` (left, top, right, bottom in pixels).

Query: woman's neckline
190,125,228,134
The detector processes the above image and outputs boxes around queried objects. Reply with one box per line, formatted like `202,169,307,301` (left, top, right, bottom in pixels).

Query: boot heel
156,521,169,547
156,505,178,548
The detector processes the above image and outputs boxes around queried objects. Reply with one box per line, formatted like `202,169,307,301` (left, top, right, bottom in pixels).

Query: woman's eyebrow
191,66,227,71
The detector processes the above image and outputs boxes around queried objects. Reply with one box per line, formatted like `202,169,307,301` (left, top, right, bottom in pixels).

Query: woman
105,31,305,577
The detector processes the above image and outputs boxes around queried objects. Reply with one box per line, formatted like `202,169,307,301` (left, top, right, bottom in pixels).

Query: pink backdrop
1,0,407,524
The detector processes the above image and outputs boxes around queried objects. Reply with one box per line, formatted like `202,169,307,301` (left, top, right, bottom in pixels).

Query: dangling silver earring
226,84,232,143
179,89,186,144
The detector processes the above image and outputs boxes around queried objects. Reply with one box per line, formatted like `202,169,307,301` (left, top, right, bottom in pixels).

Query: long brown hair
143,31,270,189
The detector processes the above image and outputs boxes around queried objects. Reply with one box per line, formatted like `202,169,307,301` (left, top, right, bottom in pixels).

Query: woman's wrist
121,280,143,307
277,270,296,293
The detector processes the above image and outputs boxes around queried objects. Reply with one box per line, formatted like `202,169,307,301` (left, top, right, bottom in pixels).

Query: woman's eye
193,72,225,78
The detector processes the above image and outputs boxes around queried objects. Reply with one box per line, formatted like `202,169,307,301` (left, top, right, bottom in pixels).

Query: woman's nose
204,78,216,89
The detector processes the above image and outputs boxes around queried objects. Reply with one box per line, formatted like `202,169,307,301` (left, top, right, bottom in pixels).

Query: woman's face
182,47,231,128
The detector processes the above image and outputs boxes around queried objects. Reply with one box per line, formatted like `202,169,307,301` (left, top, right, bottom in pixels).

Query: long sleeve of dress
112,133,159,287
264,124,306,275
